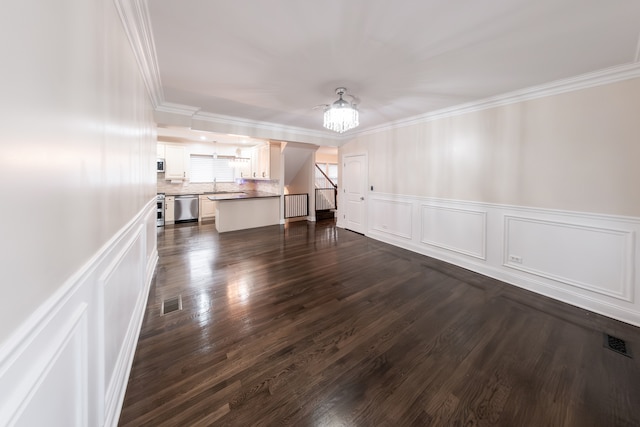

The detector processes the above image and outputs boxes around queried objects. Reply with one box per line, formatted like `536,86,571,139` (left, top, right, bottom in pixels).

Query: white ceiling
145,0,640,135
157,126,266,145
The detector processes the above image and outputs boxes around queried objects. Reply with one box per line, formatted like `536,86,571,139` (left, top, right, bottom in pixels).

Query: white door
343,154,367,234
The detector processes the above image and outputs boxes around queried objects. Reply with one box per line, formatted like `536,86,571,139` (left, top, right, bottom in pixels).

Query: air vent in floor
161,295,182,315
604,333,631,358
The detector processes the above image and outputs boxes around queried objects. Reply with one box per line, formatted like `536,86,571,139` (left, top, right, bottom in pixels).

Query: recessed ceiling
157,126,265,145
146,0,640,134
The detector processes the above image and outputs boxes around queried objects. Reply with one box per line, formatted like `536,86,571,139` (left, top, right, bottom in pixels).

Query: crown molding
353,62,640,137
155,102,200,116
156,62,640,144
117,0,640,143
113,0,164,108
191,110,337,141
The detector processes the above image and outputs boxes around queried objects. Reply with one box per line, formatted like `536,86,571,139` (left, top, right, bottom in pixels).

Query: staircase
315,164,337,221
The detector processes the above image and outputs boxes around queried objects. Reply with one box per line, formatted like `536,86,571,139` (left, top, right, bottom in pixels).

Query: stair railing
315,164,337,212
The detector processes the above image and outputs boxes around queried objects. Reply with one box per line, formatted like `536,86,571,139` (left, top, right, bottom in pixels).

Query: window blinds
189,155,235,183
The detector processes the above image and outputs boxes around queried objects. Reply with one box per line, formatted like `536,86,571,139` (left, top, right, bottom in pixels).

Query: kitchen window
190,155,235,183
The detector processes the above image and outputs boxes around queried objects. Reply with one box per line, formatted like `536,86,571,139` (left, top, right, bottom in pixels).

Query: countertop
205,191,280,201
161,191,280,200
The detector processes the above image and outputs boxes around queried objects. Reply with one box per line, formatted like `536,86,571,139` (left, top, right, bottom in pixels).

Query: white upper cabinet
236,148,253,179
164,144,186,180
243,143,281,180
256,144,270,179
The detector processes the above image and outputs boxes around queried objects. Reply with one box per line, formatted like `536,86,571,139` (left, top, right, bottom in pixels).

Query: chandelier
323,87,359,133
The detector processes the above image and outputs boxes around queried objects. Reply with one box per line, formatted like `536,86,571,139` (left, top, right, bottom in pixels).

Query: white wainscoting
504,216,634,302
363,192,640,327
0,198,157,427
421,205,487,259
370,198,413,239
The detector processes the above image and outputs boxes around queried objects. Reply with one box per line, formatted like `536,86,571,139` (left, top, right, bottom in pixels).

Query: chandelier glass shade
323,87,359,133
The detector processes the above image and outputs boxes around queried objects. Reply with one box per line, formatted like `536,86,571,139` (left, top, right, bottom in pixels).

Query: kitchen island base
215,197,280,233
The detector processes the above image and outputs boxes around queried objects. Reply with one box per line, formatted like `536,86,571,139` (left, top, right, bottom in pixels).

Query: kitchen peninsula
208,191,280,233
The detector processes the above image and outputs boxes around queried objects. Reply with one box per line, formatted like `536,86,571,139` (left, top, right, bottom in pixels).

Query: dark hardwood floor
119,220,640,426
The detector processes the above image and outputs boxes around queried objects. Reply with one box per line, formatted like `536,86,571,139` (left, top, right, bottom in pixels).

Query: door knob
360,197,365,201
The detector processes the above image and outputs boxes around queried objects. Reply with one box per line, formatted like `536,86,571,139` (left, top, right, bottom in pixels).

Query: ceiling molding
121,0,640,143
353,62,640,137
156,102,200,116
113,0,164,108
191,111,338,141
156,62,640,145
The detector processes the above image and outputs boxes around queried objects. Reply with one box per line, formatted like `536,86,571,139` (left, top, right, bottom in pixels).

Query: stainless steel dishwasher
174,195,199,223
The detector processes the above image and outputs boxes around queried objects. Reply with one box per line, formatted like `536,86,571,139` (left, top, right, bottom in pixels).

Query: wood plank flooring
118,220,640,426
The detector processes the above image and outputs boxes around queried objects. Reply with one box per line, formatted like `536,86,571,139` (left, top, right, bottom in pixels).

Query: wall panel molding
503,216,634,302
361,192,640,327
0,197,157,427
370,198,413,239
420,204,487,259
0,303,88,426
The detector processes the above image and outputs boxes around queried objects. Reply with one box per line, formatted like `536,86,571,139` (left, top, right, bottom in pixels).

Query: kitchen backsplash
157,174,280,195
253,180,280,194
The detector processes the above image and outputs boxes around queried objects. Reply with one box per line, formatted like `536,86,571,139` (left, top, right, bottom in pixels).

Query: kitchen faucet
213,177,217,193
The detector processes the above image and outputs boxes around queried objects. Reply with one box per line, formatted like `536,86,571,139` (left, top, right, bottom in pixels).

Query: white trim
1,304,89,426
100,223,143,421
356,192,640,327
191,110,335,140
103,232,155,427
369,221,640,328
156,102,200,116
354,62,640,136
370,199,413,240
420,204,487,260
342,152,369,234
0,196,157,427
154,62,640,144
117,0,640,143
113,0,164,108
366,191,640,225
0,196,156,368
503,216,635,302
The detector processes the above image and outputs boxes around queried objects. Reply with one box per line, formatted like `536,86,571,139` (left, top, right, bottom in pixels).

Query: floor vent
604,333,631,358
161,295,182,315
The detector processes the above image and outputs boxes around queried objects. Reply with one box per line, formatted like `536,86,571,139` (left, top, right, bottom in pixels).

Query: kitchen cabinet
157,143,165,159
255,144,270,179
236,148,253,179
240,143,281,180
199,195,217,221
215,196,280,232
165,196,175,225
259,143,281,180
164,145,186,180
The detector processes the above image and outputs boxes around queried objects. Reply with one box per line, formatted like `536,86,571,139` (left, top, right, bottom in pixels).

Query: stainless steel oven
157,194,165,226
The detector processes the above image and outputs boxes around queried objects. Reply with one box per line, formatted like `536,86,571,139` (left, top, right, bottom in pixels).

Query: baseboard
358,193,640,327
105,249,156,427
0,196,158,426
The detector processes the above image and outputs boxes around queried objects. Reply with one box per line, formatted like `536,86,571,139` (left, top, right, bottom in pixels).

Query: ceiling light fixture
323,87,359,133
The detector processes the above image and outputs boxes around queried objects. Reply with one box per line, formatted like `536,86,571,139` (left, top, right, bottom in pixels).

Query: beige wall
340,78,640,217
0,0,156,344
315,146,338,164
